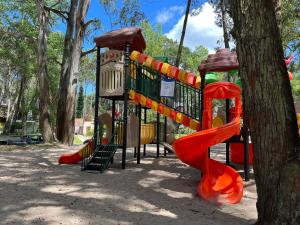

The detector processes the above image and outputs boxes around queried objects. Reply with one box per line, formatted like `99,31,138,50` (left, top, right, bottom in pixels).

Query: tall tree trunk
229,1,300,224
5,74,26,133
175,0,191,67
56,0,90,145
36,0,54,143
220,0,230,49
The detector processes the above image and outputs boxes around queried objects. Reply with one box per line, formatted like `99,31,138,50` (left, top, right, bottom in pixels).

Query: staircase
81,121,122,172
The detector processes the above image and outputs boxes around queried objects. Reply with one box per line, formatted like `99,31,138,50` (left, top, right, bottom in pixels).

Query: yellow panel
151,101,158,111
140,124,155,144
195,76,201,89
176,113,183,123
130,50,140,61
179,70,187,81
140,95,147,106
212,116,224,128
163,107,171,117
161,63,170,74
144,57,154,68
129,90,135,100
189,119,199,130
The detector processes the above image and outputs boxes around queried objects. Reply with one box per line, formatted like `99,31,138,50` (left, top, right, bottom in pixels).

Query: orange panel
137,53,148,64
170,109,177,120
146,98,152,108
186,72,196,86
158,104,164,114
152,60,163,71
134,93,141,102
182,115,190,127
168,66,179,78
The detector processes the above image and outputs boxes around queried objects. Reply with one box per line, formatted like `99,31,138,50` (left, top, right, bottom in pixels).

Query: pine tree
76,85,84,118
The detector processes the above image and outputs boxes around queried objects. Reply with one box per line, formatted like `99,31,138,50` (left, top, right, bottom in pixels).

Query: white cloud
155,6,185,24
166,3,224,53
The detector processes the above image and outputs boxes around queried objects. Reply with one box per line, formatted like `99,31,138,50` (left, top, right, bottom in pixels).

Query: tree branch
49,1,60,9
45,6,68,21
81,47,96,58
83,19,97,31
49,57,62,66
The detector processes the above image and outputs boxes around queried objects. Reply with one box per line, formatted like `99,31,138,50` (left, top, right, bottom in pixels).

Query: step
90,156,110,164
94,150,113,158
85,163,104,171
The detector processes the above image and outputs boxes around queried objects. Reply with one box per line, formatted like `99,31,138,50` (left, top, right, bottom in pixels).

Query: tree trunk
36,0,54,143
56,0,90,145
220,0,230,49
229,1,300,224
5,74,26,133
175,0,191,67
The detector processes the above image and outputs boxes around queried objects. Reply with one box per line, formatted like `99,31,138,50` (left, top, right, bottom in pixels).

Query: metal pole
164,116,167,156
122,43,130,169
156,112,160,158
143,108,147,156
111,99,115,164
93,47,101,149
226,72,230,165
200,72,205,129
137,104,141,164
134,104,138,158
244,127,250,181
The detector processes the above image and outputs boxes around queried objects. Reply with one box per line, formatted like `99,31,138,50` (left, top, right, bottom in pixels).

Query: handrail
128,59,201,131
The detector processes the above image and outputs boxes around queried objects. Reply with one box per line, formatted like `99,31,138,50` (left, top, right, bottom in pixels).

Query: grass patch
73,135,83,145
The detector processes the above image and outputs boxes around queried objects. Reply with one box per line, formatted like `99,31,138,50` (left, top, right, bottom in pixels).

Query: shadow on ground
0,144,257,225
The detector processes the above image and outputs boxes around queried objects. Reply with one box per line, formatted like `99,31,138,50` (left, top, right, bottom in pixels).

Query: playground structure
59,27,254,204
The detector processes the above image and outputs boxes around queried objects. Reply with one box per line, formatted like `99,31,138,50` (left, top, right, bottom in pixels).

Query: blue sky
80,0,224,53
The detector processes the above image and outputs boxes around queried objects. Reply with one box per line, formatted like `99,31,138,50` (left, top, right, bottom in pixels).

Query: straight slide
58,140,93,164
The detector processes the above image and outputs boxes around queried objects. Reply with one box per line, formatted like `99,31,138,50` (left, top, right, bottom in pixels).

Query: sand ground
0,143,257,225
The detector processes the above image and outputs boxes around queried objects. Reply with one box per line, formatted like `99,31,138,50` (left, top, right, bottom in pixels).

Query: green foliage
141,21,208,73
291,74,300,101
86,128,94,137
73,135,83,145
281,0,300,53
117,0,145,27
76,85,84,118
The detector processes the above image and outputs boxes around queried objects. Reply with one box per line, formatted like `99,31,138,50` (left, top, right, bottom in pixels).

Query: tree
229,1,300,224
116,0,145,28
36,0,54,142
76,85,84,118
209,0,232,48
175,0,191,67
56,0,91,145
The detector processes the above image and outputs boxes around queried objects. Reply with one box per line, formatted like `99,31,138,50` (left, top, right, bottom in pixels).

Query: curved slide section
173,82,243,204
59,140,93,164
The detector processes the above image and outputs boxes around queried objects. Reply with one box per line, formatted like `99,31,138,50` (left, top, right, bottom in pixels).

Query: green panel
236,78,242,88
205,72,219,84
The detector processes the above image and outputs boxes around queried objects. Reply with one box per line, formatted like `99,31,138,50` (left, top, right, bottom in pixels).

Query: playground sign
160,78,175,97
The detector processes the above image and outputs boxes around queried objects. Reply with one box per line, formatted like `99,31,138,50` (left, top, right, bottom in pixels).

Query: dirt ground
0,143,257,225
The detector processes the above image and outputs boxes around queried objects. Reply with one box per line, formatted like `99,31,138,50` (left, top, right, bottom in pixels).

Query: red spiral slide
173,82,243,204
